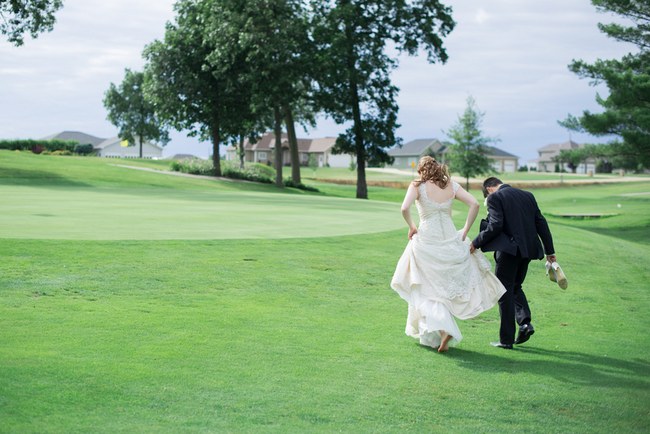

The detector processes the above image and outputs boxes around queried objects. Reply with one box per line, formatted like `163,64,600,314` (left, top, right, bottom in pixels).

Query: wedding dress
391,181,506,349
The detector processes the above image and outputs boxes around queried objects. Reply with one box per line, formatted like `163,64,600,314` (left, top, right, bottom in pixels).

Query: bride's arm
401,182,418,239
454,185,479,241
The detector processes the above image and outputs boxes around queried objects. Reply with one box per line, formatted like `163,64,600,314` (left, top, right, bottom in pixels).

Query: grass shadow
443,346,650,390
0,167,90,187
552,220,650,245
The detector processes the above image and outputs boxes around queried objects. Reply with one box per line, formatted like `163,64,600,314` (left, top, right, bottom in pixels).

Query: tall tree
561,0,650,169
103,69,170,158
143,0,235,176
205,0,314,187
0,0,63,46
445,96,494,190
311,0,455,199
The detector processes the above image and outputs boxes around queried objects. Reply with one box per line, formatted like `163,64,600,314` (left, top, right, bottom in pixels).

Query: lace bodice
415,181,460,241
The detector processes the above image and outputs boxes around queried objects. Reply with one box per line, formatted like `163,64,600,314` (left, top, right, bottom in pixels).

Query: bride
391,156,506,352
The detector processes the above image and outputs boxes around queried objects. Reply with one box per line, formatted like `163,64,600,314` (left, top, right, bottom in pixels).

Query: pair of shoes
490,341,513,349
545,261,568,290
515,323,535,345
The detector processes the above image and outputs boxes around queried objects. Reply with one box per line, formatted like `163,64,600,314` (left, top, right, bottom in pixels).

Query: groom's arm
471,195,505,249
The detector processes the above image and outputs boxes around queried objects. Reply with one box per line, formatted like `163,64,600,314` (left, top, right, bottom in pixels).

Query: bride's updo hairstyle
415,155,450,189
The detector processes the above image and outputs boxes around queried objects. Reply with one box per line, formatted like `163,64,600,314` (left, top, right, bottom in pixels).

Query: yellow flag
120,139,129,147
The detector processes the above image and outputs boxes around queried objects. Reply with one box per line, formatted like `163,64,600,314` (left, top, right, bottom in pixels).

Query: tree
561,0,650,169
311,0,455,199
103,69,170,158
205,0,315,187
143,0,237,176
552,148,588,173
0,0,63,46
445,96,494,190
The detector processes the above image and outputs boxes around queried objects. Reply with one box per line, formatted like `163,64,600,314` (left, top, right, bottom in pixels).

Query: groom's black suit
472,184,555,345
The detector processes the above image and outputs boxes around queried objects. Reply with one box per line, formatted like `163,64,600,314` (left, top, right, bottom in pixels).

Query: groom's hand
469,242,476,254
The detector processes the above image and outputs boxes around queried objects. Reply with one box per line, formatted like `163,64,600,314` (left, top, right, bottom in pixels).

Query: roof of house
243,132,337,153
388,138,445,156
388,139,517,160
538,140,581,152
96,136,163,150
42,131,106,146
485,146,518,159
308,137,337,152
167,154,201,160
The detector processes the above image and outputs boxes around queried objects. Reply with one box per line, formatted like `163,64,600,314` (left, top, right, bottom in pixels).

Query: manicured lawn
1,151,649,433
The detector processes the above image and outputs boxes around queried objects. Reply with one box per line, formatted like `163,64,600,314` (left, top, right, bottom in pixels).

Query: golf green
1,185,405,240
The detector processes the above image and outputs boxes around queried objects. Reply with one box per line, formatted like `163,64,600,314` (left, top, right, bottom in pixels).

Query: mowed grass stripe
1,185,403,240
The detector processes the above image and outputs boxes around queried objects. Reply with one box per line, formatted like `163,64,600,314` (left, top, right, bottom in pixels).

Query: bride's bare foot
438,332,452,353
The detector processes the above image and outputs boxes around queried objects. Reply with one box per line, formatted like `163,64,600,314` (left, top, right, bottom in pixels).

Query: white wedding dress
391,181,506,349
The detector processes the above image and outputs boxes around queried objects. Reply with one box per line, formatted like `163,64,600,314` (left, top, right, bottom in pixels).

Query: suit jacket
472,184,554,259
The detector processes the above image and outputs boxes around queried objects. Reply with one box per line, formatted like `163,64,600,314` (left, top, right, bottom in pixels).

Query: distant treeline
0,139,94,155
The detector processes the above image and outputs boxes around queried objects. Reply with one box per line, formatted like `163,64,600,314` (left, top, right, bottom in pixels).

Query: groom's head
482,177,503,198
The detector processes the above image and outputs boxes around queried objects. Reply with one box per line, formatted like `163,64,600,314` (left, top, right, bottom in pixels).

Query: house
388,138,519,173
485,146,519,173
95,137,163,159
42,131,105,147
225,132,354,168
388,139,446,169
42,131,163,159
537,140,595,173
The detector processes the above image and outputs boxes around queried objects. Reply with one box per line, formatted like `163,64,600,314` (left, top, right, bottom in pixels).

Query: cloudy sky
0,0,635,163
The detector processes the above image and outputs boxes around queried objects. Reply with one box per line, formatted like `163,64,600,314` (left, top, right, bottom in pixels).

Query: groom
470,177,556,349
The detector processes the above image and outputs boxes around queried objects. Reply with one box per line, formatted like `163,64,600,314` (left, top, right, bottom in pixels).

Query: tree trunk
283,106,301,185
211,124,221,177
344,20,367,199
238,135,245,169
273,106,283,187
138,134,143,159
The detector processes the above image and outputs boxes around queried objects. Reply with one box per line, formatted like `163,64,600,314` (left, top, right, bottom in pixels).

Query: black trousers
494,251,532,345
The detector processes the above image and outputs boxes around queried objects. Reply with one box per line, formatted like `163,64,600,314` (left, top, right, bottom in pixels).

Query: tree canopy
103,69,170,158
562,0,650,170
445,96,494,190
311,0,455,198
0,0,63,46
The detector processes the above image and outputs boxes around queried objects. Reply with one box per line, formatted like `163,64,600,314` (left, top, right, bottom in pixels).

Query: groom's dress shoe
515,323,535,345
490,342,513,349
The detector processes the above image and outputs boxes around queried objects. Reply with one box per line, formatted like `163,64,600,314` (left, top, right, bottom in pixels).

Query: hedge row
0,139,96,155
0,139,78,152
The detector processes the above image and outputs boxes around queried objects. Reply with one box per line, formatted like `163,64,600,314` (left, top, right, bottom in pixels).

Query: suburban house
42,131,105,148
42,131,163,159
95,137,163,159
388,139,446,169
388,138,519,173
536,140,595,173
225,132,354,168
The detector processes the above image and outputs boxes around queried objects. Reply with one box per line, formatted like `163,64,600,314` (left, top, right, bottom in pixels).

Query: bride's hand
408,227,418,240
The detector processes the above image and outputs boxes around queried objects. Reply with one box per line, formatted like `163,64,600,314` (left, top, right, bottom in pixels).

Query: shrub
74,143,94,155
0,139,78,152
170,159,281,184
169,158,215,176
283,179,319,192
50,150,73,156
222,161,274,183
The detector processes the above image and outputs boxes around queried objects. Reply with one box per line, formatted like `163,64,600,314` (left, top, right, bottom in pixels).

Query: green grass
1,150,649,433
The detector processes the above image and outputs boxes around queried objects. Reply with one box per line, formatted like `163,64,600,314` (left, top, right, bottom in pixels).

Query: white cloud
474,8,490,24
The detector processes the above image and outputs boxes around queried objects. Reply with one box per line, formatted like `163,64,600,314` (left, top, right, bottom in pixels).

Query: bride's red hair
415,156,450,189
